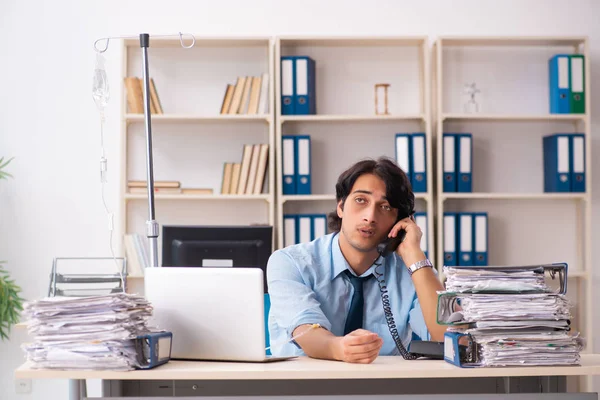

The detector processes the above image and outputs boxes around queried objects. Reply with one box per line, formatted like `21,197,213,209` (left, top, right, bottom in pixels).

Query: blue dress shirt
266,232,430,357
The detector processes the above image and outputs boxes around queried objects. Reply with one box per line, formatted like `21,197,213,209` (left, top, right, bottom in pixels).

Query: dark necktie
343,270,373,335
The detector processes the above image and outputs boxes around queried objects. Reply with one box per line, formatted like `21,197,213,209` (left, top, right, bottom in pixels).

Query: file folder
458,213,473,266
295,56,316,115
311,214,327,240
298,215,312,244
411,133,427,193
395,133,411,178
414,212,428,259
441,263,568,295
473,212,488,266
543,134,571,192
443,213,458,266
457,134,472,193
282,136,296,195
295,135,311,195
548,54,571,114
443,134,457,192
444,331,476,368
283,215,297,247
571,133,586,192
569,54,585,114
280,57,295,115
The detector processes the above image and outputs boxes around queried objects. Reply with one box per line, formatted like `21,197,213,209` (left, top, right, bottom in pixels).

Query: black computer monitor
161,225,273,291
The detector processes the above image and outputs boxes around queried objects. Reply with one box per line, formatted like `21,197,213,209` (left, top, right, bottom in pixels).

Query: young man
266,157,446,363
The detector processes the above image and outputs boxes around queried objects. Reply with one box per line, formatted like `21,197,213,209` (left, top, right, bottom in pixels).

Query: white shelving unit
274,36,434,260
433,36,592,390
118,36,276,270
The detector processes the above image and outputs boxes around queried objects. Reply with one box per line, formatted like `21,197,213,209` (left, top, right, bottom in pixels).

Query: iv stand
139,33,160,268
93,32,194,269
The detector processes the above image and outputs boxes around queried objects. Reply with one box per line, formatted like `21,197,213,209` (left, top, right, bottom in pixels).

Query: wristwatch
407,259,433,276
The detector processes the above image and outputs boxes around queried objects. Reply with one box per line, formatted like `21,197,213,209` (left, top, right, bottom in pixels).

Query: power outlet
15,378,32,394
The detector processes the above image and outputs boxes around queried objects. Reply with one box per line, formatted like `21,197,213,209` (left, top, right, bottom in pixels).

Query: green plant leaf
0,261,23,340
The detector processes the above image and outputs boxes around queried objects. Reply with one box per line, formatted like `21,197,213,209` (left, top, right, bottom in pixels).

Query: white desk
15,355,600,399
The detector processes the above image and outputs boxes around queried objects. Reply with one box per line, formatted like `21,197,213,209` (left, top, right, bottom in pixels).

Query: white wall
1,0,599,398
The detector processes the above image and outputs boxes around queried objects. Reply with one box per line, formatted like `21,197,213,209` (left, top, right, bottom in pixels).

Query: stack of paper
22,293,153,370
445,268,546,293
442,265,583,367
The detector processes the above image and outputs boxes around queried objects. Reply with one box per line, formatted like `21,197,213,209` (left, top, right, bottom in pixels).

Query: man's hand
388,216,425,266
333,329,383,364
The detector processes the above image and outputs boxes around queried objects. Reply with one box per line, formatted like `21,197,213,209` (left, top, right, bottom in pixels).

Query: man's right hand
334,329,383,364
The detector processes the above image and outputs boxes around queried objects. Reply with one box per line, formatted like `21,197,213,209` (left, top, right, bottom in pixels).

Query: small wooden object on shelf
375,83,390,115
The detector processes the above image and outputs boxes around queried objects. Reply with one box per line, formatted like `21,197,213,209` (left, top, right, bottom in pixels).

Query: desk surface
15,355,600,381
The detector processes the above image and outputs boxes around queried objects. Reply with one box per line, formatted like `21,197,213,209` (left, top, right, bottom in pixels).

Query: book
127,180,180,188
237,144,254,194
245,144,262,194
220,84,235,114
181,188,214,195
230,163,241,195
238,76,253,114
228,77,247,115
124,77,144,113
253,144,269,194
247,76,262,115
221,163,234,194
129,187,182,194
149,78,163,114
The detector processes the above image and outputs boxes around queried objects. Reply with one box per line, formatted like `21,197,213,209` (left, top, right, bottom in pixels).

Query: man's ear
336,199,344,219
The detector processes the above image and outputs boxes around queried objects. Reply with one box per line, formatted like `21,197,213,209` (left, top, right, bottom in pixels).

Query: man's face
337,173,399,253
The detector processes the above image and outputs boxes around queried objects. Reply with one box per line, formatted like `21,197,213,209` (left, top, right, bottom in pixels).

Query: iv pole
139,33,160,269
94,32,195,269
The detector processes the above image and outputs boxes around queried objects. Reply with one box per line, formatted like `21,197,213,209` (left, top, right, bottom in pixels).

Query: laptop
144,267,296,362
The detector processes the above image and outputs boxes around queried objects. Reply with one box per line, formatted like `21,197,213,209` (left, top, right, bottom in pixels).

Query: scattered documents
22,293,154,370
440,264,583,367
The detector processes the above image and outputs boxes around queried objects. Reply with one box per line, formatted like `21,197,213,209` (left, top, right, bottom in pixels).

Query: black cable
373,256,418,360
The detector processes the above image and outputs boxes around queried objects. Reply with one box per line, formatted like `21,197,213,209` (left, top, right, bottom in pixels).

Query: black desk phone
373,219,444,360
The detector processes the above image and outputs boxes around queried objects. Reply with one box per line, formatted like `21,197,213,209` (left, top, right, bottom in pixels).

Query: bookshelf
433,36,592,390
274,36,434,263
118,37,276,275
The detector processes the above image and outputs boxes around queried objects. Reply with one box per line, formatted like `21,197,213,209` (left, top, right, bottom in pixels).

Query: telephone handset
373,219,444,360
376,228,406,257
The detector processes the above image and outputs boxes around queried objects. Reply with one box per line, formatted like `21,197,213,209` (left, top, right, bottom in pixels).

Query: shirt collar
331,232,380,280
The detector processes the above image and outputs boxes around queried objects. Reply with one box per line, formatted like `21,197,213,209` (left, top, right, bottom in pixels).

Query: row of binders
543,133,586,192
443,212,488,266
220,74,270,115
395,133,427,193
281,56,316,115
284,214,328,247
282,135,311,195
549,54,585,114
222,144,270,195
283,212,430,259
443,133,472,192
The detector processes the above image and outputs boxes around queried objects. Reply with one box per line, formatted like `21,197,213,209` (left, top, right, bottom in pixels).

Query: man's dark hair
327,157,415,232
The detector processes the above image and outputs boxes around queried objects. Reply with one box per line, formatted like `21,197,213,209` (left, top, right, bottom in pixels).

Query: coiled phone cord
372,258,418,360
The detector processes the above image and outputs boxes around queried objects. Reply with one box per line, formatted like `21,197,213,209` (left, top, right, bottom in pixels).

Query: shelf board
441,193,587,201
568,270,588,279
125,194,271,201
282,193,429,203
442,113,586,122
125,114,271,123
279,36,427,47
123,36,271,48
440,36,587,47
280,114,425,123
